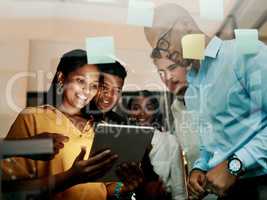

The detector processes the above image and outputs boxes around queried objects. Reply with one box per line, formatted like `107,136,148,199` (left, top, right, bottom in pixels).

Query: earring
57,81,64,95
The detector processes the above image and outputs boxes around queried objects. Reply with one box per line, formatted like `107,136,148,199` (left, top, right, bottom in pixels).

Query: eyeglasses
151,22,191,68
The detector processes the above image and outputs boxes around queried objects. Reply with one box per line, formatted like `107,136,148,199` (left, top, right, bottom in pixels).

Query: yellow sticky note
181,34,205,60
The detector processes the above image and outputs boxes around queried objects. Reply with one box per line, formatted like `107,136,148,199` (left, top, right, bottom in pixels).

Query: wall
0,39,29,137
0,18,165,137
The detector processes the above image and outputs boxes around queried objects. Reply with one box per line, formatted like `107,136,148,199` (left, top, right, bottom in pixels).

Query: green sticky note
86,37,115,64
181,34,205,60
127,0,154,27
200,0,224,21
234,29,259,55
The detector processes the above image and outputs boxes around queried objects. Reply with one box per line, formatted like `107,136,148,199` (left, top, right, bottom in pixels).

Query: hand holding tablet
90,123,154,182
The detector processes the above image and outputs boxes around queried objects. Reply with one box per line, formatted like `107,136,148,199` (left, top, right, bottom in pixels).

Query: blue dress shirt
185,36,267,178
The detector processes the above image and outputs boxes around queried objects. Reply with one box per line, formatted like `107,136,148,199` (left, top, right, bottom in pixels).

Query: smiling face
129,96,157,126
154,58,188,95
60,64,100,114
94,73,124,113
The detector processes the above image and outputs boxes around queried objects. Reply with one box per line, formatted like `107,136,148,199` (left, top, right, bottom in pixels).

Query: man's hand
187,169,207,200
205,160,237,197
116,161,144,193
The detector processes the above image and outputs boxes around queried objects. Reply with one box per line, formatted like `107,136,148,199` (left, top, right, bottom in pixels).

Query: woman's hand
116,161,144,193
69,147,118,184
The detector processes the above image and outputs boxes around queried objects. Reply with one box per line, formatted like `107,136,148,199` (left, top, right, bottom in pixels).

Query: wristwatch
227,155,245,176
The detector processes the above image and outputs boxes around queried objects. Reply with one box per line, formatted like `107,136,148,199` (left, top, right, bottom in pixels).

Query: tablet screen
90,123,154,182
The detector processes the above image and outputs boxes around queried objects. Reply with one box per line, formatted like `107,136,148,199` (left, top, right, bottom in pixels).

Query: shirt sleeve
192,144,210,171
234,42,267,170
1,108,37,180
170,142,187,200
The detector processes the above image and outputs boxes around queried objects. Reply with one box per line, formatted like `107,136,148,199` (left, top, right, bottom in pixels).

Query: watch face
229,159,242,172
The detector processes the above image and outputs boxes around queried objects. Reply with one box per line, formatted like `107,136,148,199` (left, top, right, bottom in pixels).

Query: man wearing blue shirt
145,3,267,200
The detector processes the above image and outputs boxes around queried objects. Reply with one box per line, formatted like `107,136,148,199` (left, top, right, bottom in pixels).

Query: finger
54,142,64,150
116,162,131,181
85,154,118,172
84,149,115,166
123,178,139,191
193,181,205,194
188,183,198,197
121,182,135,193
51,133,69,143
90,148,111,157
188,181,201,197
130,161,143,177
123,162,142,180
205,182,218,195
129,162,144,184
74,146,87,163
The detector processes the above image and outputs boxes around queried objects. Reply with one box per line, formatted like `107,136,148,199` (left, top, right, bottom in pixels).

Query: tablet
90,123,154,182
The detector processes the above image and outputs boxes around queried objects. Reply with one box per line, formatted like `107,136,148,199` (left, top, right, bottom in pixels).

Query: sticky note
181,34,205,60
234,29,259,55
86,37,115,64
200,0,224,21
127,0,154,27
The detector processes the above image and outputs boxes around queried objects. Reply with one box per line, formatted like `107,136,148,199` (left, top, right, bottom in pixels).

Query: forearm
235,133,267,170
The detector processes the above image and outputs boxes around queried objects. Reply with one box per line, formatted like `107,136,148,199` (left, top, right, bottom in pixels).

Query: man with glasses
145,3,267,200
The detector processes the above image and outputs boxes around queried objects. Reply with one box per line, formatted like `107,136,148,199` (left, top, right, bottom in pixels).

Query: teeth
103,100,110,104
77,94,87,100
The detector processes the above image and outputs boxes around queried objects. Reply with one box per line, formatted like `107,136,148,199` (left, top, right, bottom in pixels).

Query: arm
3,148,118,198
234,43,267,170
203,43,267,198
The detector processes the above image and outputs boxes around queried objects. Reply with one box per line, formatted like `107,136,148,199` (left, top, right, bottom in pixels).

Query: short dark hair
97,61,127,80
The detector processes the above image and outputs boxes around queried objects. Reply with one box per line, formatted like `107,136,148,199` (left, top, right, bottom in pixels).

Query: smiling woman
57,64,99,114
127,90,163,131
1,49,123,200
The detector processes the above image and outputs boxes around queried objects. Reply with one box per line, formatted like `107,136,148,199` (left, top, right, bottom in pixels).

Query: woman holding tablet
1,49,138,200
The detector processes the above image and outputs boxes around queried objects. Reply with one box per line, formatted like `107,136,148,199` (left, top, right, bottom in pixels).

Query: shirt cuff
192,159,209,171
192,150,210,171
235,147,256,169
